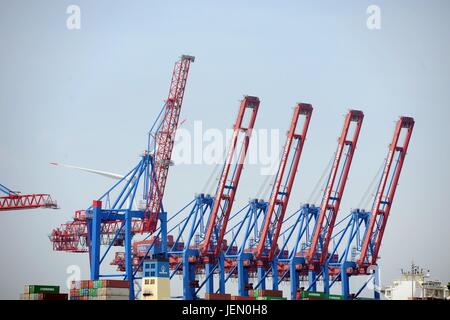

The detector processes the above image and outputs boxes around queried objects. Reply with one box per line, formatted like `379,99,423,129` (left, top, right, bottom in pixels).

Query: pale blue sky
1,0,449,299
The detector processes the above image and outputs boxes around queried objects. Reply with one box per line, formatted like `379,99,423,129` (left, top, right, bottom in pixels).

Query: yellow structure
140,259,171,300
141,277,170,300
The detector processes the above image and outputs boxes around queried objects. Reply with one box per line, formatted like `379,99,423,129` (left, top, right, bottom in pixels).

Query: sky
1,0,449,299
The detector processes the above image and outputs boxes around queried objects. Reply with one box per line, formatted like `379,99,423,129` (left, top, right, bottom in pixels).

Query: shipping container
97,287,129,297
256,296,287,300
301,291,327,299
39,293,68,301
204,293,232,300
250,289,283,298
328,294,345,300
231,295,256,300
100,280,130,288
96,295,129,300
80,280,90,289
25,285,60,294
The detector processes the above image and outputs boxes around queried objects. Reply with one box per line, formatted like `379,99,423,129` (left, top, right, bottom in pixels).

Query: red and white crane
144,55,195,233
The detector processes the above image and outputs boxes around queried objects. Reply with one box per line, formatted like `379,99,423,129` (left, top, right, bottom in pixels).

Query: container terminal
3,55,429,301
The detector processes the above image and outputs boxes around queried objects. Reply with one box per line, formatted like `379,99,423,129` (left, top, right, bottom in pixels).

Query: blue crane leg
124,210,134,300
308,270,317,291
90,204,101,280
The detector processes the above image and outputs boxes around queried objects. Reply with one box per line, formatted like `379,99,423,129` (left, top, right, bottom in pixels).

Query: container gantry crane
221,103,313,297
197,96,259,298
49,55,195,300
274,110,363,299
324,116,414,299
169,96,259,300
95,97,260,300
0,183,57,211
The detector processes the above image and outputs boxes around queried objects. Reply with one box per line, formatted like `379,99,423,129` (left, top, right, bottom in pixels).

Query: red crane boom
255,103,313,261
0,194,57,211
307,110,364,265
357,116,414,268
199,96,260,258
143,55,195,233
0,183,57,211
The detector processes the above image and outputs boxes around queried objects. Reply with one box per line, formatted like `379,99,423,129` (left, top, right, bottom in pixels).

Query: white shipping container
97,288,129,296
24,285,29,294
96,295,129,300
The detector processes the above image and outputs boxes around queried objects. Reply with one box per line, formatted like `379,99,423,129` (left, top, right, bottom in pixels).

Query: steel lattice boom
357,116,414,268
0,183,57,211
255,103,313,261
199,96,260,258
307,110,364,266
144,55,195,233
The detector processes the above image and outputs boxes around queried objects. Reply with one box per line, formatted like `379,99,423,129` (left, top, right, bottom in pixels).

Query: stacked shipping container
20,285,68,300
299,291,345,300
69,280,130,300
248,289,287,300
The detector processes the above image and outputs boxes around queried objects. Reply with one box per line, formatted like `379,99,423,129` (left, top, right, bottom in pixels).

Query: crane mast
254,103,313,261
144,55,195,233
357,116,414,268
199,96,260,258
307,110,364,266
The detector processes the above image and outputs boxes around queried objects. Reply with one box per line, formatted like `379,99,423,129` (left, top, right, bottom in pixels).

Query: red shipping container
231,296,256,300
101,280,130,288
40,293,69,301
253,289,283,298
204,293,231,300
80,280,90,289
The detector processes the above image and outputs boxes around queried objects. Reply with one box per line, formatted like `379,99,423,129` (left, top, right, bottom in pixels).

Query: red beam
0,194,57,211
357,116,414,267
255,103,313,261
307,110,364,266
199,96,260,258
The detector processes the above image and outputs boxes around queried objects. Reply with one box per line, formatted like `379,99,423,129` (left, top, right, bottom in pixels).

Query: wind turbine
50,162,142,210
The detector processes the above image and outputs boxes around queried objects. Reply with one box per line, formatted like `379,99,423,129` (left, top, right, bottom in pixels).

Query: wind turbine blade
50,162,125,180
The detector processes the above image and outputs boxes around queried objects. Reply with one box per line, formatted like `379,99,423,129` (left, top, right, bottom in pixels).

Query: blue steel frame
323,209,380,300
277,204,319,299
224,199,268,296
86,152,169,300
86,104,171,300
167,193,214,300
0,183,16,195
